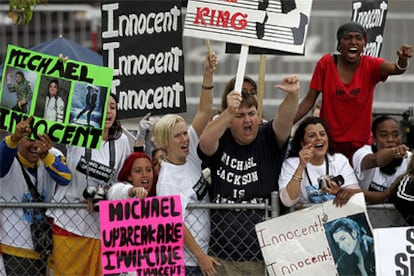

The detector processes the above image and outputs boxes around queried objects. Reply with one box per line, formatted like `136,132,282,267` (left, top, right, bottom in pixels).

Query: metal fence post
271,191,280,218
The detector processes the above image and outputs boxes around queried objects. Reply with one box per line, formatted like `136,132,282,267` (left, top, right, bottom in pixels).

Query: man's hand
274,74,300,96
197,252,221,276
11,116,33,143
35,133,53,159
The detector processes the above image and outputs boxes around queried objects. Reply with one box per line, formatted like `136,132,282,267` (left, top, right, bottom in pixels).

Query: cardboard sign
0,45,113,149
351,0,388,57
101,0,186,119
374,226,414,276
256,193,375,275
100,195,185,275
184,0,313,54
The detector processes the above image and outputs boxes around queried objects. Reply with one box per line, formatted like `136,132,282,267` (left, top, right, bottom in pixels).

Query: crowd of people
0,21,413,275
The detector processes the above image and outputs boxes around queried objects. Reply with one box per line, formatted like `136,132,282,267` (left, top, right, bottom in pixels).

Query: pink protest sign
100,195,185,275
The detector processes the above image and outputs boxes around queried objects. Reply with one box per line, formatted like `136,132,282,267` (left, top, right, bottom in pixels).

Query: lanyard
84,139,115,185
17,157,41,202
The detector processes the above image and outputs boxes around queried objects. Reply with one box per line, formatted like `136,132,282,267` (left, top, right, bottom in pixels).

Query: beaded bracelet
292,175,303,182
396,58,409,71
202,85,214,90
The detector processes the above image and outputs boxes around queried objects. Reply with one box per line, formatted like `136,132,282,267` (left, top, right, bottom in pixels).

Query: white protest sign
256,193,375,275
183,0,313,54
374,226,414,276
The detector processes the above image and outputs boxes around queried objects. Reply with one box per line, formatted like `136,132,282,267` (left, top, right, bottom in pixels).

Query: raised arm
273,75,300,148
380,44,413,78
192,52,218,137
199,90,241,156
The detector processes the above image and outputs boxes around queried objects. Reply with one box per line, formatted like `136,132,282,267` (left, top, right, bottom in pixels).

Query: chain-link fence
0,193,411,275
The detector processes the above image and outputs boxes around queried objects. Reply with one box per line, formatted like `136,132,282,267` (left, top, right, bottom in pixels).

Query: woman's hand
321,179,341,195
392,144,410,159
299,143,313,166
333,189,362,207
129,187,148,199
226,90,242,115
204,52,218,74
397,44,413,59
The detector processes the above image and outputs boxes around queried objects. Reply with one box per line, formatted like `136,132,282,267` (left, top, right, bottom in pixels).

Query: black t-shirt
197,120,288,261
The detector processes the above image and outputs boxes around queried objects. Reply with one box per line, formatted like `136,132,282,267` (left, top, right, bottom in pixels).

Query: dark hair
117,152,156,196
328,217,366,246
47,79,60,96
151,147,167,160
371,115,400,135
336,21,367,50
15,71,25,80
108,93,123,140
240,90,258,110
289,117,335,157
221,76,257,111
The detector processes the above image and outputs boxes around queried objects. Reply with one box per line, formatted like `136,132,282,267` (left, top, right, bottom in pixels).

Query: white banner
256,193,375,275
183,0,313,54
374,226,414,276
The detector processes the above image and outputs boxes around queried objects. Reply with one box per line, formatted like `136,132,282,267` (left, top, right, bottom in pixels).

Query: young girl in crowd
47,93,131,275
107,151,156,200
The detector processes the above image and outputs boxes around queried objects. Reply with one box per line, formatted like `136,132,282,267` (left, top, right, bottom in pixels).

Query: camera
318,175,344,189
83,185,107,211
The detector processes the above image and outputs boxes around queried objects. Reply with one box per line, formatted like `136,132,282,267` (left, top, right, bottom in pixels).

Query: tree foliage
8,0,48,25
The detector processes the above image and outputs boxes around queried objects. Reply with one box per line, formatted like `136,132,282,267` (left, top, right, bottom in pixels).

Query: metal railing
0,192,409,275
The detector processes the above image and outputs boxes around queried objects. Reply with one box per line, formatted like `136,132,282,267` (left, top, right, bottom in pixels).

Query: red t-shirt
310,54,386,148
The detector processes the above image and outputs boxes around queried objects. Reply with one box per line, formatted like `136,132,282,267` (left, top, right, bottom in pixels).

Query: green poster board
0,45,114,149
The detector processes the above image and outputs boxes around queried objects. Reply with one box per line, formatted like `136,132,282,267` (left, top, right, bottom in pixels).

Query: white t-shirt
353,145,413,191
0,149,63,250
44,96,65,122
107,182,133,200
48,134,131,238
278,153,358,206
156,126,210,267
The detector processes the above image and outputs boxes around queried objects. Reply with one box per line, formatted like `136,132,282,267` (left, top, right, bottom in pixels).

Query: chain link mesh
0,196,410,275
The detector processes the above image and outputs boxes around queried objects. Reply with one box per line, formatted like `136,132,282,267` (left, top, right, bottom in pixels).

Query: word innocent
0,109,101,148
103,245,181,270
257,215,324,248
